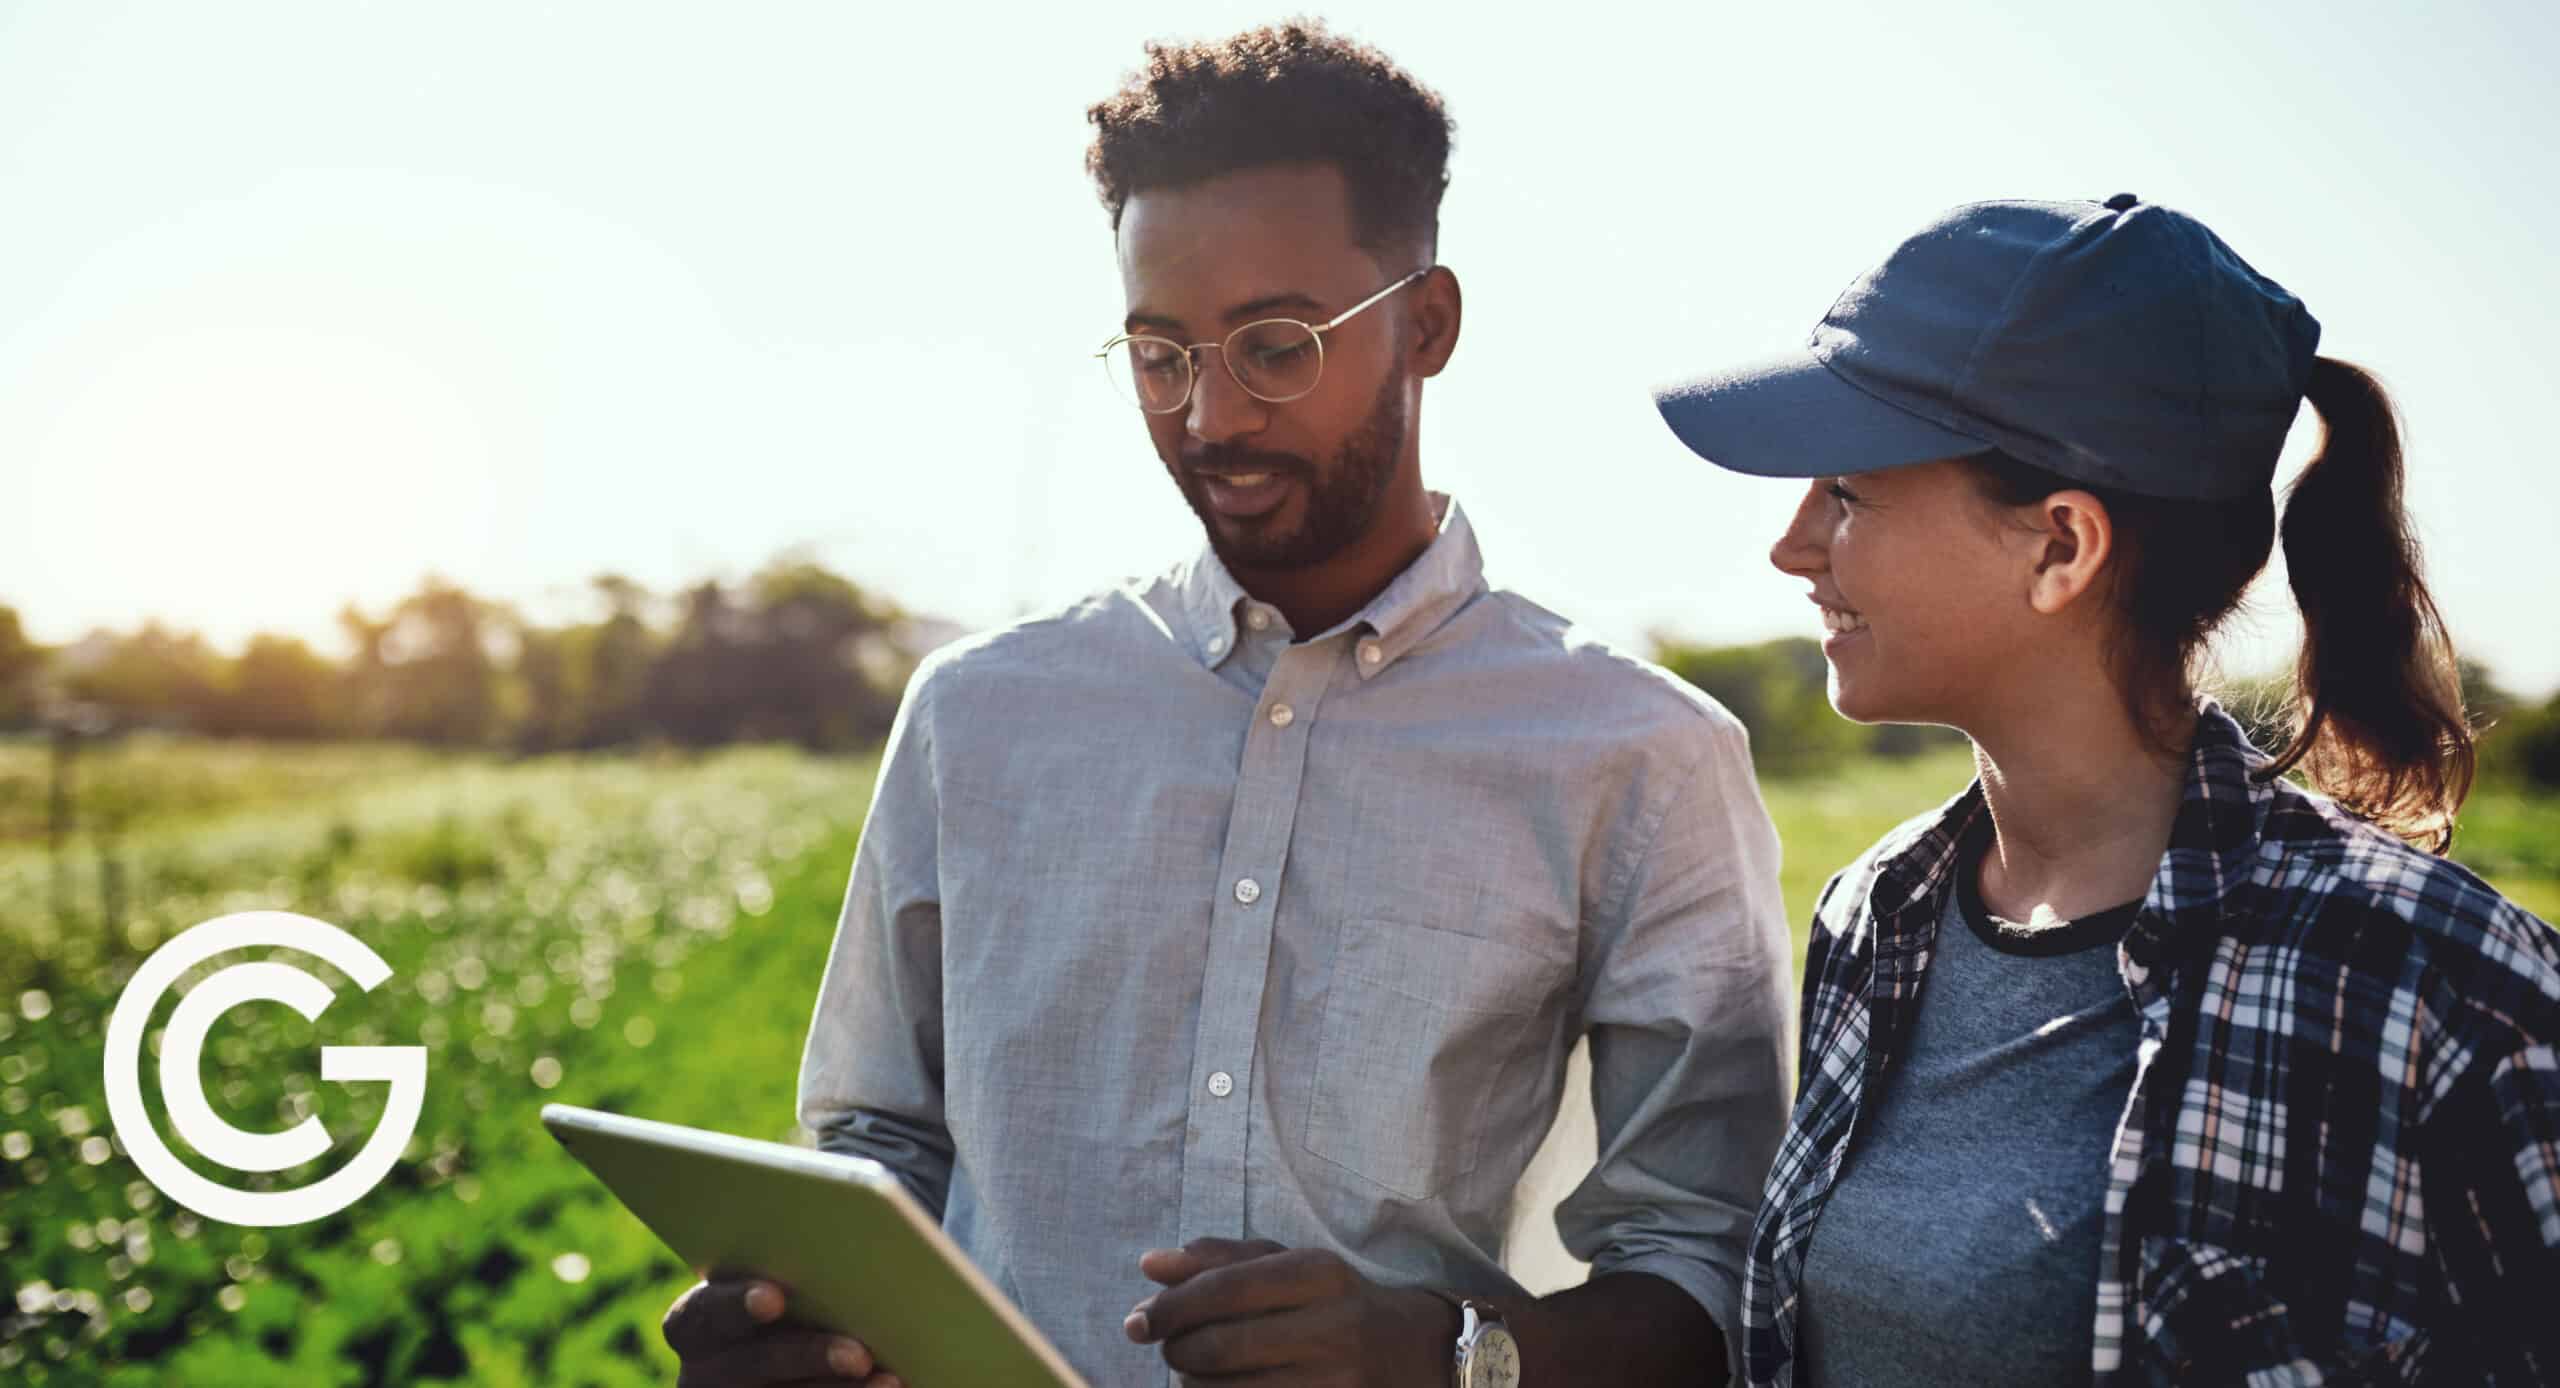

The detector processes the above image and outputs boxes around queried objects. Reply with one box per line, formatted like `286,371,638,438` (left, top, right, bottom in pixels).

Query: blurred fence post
98,807,126,935
49,720,75,923
41,700,111,927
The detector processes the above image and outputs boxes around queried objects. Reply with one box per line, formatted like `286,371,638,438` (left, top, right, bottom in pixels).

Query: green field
0,736,2551,1384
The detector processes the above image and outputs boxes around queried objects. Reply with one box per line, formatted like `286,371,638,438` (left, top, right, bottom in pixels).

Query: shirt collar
2119,697,2273,986
1172,491,1487,676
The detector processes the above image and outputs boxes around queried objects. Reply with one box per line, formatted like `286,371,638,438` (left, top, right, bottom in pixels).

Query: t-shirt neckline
1953,815,2142,958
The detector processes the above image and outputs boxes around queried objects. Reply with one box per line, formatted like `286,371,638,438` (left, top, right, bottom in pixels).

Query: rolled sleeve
794,659,955,1215
1555,715,1794,1383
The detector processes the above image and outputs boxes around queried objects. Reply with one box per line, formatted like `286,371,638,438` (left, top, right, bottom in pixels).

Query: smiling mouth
1820,605,1868,636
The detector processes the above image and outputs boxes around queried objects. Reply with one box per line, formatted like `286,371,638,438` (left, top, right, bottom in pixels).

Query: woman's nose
1769,482,1829,577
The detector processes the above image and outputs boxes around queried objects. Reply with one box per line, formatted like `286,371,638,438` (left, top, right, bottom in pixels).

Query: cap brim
1653,351,1990,480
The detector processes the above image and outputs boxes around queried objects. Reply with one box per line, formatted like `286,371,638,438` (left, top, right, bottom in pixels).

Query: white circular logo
103,910,427,1228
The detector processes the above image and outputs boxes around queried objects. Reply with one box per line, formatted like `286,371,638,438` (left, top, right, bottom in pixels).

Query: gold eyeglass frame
1095,266,1434,414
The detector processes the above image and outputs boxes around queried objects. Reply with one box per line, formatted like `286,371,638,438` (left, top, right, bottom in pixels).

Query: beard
1169,366,1407,572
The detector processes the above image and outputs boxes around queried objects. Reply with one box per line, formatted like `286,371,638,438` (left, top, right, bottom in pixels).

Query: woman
1652,195,2558,1384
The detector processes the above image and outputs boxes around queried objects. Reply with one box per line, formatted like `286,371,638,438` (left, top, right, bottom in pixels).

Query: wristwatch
1443,1294,1520,1388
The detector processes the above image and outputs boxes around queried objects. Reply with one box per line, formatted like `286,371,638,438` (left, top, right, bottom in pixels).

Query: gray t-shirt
1797,833,2139,1387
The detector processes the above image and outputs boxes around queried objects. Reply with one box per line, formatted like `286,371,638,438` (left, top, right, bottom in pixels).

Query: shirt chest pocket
1302,917,1562,1202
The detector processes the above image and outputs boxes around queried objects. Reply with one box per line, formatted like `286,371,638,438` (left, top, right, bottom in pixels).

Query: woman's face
1767,458,2047,728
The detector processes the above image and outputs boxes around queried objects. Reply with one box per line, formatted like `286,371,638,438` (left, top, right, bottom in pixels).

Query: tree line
0,560,916,754
1,576,2554,789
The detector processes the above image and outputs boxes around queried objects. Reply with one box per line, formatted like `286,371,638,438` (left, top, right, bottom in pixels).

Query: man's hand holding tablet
661,1277,893,1387
540,1105,1087,1388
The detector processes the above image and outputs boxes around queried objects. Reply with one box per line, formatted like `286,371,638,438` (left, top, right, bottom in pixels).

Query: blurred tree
742,559,905,749
1869,721,1968,758
2479,690,2560,791
1652,634,1962,775
219,633,337,738
575,574,657,748
650,579,756,746
61,622,224,729
0,604,43,727
2460,656,2520,733
509,623,583,755
338,603,393,739
1653,636,1871,777
376,578,501,745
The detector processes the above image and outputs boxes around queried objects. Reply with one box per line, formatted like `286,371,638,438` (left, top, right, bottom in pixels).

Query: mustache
1180,443,1312,478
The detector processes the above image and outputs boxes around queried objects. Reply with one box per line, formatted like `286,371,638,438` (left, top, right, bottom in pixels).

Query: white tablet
540,1104,1089,1387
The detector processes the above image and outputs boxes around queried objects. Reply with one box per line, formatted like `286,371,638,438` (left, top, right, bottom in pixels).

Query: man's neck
1228,481,1440,639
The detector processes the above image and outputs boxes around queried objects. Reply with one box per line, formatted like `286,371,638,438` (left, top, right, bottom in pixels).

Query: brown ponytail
1963,354,2474,851
2263,357,2473,850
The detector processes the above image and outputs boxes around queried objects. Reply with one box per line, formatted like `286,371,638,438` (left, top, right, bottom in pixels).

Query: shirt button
1358,641,1382,666
1246,609,1270,631
1207,1071,1234,1098
1268,703,1295,728
1233,877,1262,905
1207,635,1227,655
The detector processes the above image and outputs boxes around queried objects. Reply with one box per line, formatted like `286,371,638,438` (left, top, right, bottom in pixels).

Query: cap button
2103,192,2139,211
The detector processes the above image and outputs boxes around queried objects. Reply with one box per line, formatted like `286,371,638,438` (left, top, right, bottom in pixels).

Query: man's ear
1407,266,1461,378
2023,488,2115,616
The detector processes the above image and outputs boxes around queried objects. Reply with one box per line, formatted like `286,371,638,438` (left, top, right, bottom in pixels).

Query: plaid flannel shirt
1742,702,2560,1385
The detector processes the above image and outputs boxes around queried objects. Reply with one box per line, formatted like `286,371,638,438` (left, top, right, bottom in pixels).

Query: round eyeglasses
1095,267,1432,415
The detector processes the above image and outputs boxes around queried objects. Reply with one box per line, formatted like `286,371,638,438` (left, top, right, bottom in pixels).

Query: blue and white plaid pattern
1743,702,2560,1385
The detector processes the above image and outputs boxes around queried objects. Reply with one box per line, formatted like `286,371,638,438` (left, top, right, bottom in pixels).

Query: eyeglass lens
1105,319,1326,414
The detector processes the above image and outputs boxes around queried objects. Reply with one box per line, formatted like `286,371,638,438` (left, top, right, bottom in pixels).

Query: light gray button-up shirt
797,494,1793,1385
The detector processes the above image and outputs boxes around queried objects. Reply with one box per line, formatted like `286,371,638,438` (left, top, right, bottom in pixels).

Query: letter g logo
104,910,426,1228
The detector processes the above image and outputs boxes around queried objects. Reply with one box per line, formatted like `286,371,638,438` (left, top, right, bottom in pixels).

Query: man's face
1115,162,1418,572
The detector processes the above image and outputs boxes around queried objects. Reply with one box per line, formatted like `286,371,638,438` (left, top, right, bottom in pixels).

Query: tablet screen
542,1104,1089,1388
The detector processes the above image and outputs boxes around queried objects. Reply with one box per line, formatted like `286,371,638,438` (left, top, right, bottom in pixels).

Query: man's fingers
671,1326,876,1386
664,1278,790,1358
1129,1237,1290,1340
1129,1245,1350,1344
1138,1237,1285,1287
1160,1300,1343,1378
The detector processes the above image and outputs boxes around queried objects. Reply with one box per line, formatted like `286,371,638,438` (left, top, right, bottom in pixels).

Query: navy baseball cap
1653,194,2321,500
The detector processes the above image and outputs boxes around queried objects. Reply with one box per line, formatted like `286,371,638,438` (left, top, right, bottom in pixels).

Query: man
663,21,1791,1387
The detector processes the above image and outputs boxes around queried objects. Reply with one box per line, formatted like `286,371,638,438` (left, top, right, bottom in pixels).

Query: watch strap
1424,1288,1465,1388
1428,1290,1513,1388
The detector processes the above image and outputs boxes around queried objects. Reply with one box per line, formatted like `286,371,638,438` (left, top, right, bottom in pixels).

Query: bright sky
4,1,2556,695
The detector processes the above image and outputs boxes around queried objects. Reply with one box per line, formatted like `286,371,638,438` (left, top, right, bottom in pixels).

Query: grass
0,736,2549,1383
0,741,876,1385
2454,781,2560,920
0,734,449,847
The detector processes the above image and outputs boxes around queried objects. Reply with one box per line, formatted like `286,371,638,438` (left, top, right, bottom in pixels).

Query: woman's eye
1826,481,1860,504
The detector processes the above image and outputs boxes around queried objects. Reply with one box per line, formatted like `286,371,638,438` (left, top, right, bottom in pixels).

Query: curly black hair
1084,19,1454,259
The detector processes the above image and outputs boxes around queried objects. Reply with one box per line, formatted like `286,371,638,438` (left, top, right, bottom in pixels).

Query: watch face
1464,1324,1522,1388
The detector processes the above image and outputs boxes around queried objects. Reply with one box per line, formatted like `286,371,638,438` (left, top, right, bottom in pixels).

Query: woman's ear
2023,489,2115,616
